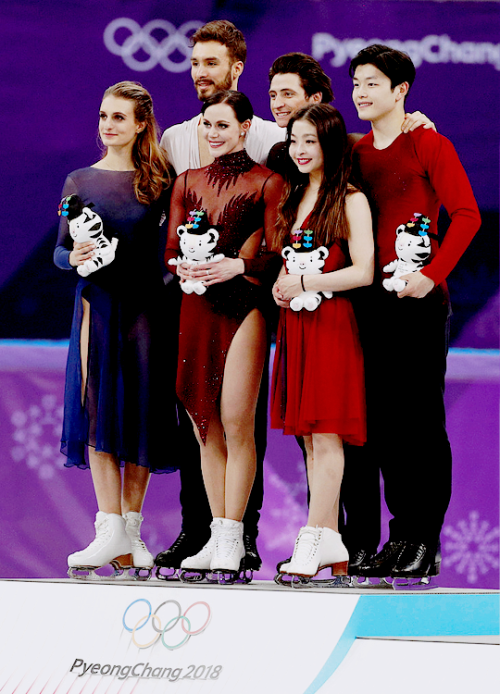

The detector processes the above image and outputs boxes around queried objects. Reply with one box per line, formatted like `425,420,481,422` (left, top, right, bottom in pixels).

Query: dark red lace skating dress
271,234,366,446
165,150,283,443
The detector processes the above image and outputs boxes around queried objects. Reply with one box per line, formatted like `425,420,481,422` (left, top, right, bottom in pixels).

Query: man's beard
196,69,234,101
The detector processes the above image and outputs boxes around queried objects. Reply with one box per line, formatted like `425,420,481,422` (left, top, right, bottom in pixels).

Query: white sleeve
245,116,286,166
160,117,200,175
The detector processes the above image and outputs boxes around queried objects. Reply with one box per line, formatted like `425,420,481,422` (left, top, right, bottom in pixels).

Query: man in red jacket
347,44,481,585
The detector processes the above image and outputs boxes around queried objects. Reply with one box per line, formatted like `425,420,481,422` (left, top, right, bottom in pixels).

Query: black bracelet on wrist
300,275,306,292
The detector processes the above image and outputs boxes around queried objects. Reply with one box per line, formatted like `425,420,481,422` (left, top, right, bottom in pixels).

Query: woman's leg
303,435,314,491
87,452,122,514
220,309,267,522
186,309,265,524
306,433,344,531
122,463,151,514
81,297,124,515
195,412,228,519
80,297,90,404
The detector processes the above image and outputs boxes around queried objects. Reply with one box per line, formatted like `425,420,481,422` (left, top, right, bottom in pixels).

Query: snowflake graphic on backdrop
11,394,65,480
442,511,499,584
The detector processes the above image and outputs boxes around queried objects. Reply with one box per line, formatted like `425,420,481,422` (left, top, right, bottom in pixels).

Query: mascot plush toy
382,213,433,292
282,229,332,311
58,195,117,278
168,210,225,295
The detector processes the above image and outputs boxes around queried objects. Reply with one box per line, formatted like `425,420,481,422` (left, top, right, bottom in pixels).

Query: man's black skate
357,541,406,586
240,534,261,583
155,531,210,581
391,542,441,590
345,548,378,586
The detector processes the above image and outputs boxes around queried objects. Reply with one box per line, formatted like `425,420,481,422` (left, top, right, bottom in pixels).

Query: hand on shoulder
402,111,437,134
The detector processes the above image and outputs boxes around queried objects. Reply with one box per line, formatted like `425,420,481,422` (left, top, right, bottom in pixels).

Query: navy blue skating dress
54,167,178,473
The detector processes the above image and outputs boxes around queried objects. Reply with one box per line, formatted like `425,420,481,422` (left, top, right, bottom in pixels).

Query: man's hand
402,111,436,133
397,271,435,298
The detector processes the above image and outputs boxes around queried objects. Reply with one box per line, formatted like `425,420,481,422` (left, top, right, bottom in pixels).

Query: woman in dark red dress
271,104,374,581
165,91,282,578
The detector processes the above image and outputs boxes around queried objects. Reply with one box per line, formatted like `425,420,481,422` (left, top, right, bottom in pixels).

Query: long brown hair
101,81,173,205
274,104,354,251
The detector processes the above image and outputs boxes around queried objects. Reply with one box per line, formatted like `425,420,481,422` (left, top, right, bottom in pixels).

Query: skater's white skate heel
67,512,132,580
211,518,245,584
179,518,224,583
277,526,349,588
123,511,154,580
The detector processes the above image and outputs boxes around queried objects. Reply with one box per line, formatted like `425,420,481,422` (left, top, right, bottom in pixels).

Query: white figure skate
123,511,154,580
210,518,246,584
67,512,132,579
179,518,224,583
276,526,349,588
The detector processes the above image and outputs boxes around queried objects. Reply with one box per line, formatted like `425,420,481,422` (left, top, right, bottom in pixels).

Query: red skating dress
165,150,283,443
271,231,366,446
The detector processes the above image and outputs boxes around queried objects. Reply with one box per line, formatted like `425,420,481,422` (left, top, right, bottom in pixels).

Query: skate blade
235,570,253,585
392,576,436,591
179,569,207,583
211,570,239,585
274,572,312,588
349,576,395,589
155,566,180,582
275,560,350,589
67,567,101,580
67,566,124,581
108,555,134,580
347,575,370,587
131,567,152,581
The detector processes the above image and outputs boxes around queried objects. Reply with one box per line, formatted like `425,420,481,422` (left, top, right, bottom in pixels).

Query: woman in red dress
165,91,282,579
271,104,373,581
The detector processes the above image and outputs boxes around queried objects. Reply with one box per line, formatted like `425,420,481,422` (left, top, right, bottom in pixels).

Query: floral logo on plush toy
282,229,333,311
58,195,118,278
168,210,225,295
382,213,433,292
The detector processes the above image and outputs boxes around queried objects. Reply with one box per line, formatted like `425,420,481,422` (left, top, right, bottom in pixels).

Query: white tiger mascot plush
59,194,118,278
168,210,225,295
282,229,332,311
383,213,432,292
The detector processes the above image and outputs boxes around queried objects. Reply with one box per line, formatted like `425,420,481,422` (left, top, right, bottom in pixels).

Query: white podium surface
0,579,497,694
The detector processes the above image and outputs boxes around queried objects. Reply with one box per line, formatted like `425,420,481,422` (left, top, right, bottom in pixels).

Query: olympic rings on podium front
161,615,191,650
103,18,203,73
122,599,211,650
123,598,151,631
150,600,182,633
182,601,211,635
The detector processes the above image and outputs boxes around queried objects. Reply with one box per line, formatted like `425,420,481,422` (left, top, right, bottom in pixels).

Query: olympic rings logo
103,18,203,73
122,599,211,650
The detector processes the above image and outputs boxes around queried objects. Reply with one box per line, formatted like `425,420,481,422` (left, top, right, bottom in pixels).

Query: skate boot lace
293,528,321,565
81,517,110,551
216,530,240,559
194,535,216,559
126,518,148,551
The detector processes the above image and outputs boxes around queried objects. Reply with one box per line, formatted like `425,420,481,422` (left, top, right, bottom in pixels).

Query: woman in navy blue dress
54,82,177,577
